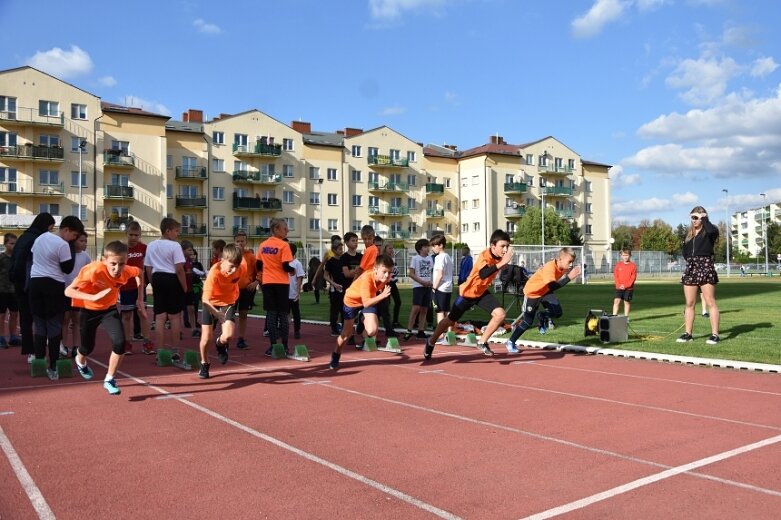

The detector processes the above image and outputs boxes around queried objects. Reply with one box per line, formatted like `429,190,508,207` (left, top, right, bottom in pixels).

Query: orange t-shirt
202,262,246,307
359,244,379,273
344,270,386,308
71,262,141,311
524,259,567,298
238,250,258,289
256,236,293,285
458,248,501,299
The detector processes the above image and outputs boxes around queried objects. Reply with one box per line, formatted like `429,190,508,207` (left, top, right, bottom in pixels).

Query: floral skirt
681,256,719,286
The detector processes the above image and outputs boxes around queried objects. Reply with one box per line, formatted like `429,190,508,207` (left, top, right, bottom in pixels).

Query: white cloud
665,55,741,105
193,18,221,34
379,105,406,116
444,90,459,105
635,0,669,11
722,25,756,48
122,95,171,116
609,165,641,187
571,0,628,39
368,0,447,21
98,76,117,87
25,45,93,79
750,57,778,78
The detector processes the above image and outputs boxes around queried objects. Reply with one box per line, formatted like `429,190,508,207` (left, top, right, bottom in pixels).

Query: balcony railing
538,164,574,174
175,196,207,208
543,186,574,196
369,205,409,217
175,166,207,180
0,144,64,161
368,181,409,193
426,208,445,218
233,225,272,238
503,182,528,194
232,171,282,185
0,179,64,195
555,209,575,219
504,206,526,218
103,185,134,199
103,150,135,168
425,183,444,194
180,224,207,236
232,141,282,157
378,230,410,239
0,108,64,127
105,216,133,230
368,155,409,168
232,195,282,212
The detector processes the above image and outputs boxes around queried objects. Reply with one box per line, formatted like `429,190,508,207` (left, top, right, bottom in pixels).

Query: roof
165,120,204,133
582,159,613,168
101,101,170,120
302,131,344,148
457,142,522,160
0,66,100,100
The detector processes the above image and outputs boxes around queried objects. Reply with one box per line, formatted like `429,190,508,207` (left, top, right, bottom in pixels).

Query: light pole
760,193,769,273
78,139,87,222
722,189,730,277
540,151,548,256
318,177,324,260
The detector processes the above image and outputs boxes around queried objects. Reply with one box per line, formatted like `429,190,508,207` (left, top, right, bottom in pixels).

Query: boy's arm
64,279,111,302
135,275,147,318
546,266,582,292
431,264,443,290
362,284,392,308
175,262,187,293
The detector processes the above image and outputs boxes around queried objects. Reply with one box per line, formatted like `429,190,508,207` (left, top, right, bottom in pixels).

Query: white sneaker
435,337,448,345
27,354,35,364
59,342,69,357
46,367,59,381
505,340,520,354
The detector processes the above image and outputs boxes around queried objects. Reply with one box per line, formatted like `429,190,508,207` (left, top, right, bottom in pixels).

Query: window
70,204,86,220
473,222,480,232
568,159,576,171
212,187,225,200
309,166,320,179
462,223,469,233
327,168,337,181
233,216,248,229
407,174,416,186
472,175,480,185
111,140,129,154
472,199,480,209
367,147,378,157
527,175,534,187
212,131,224,145
71,136,87,152
38,100,59,117
0,167,17,190
408,222,417,233
585,181,592,193
586,202,592,213
407,151,416,163
352,195,362,206
261,163,276,176
70,171,87,187
368,171,379,184
110,174,129,186
525,154,534,166
368,196,379,208
234,160,248,172
446,201,452,211
351,145,361,157
234,133,248,146
389,149,400,160
166,184,173,199
39,203,60,215
327,193,337,206
445,178,451,188
309,218,321,231
328,219,338,232
212,215,225,229
0,96,17,118
39,170,59,185
0,131,16,147
352,220,362,232
212,158,224,172
310,192,320,205
585,224,592,235
71,104,87,120
182,156,197,170
167,155,173,169
351,170,362,183
461,176,469,187
181,215,197,228
284,217,295,231
461,200,468,210
283,164,294,178
446,224,453,234
283,138,294,151
539,154,548,167
283,190,294,204
407,198,416,210
505,197,514,207
506,222,516,234
505,174,515,184
180,185,198,198
39,135,60,147
0,202,17,215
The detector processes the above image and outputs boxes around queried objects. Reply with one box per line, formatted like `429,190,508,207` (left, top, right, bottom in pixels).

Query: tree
640,220,679,256
513,207,572,246
611,223,635,251
768,222,781,262
569,219,584,246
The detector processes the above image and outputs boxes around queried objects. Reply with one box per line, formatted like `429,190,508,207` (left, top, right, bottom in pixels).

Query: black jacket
8,227,44,289
682,217,719,259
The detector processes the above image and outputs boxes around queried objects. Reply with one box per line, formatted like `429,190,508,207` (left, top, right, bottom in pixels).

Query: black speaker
598,315,628,343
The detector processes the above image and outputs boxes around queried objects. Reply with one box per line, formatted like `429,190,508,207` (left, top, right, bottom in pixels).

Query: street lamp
760,193,769,273
78,139,87,222
722,189,730,277
318,177,324,260
540,151,548,255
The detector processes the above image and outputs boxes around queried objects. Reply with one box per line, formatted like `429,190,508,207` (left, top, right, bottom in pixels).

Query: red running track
1,319,780,519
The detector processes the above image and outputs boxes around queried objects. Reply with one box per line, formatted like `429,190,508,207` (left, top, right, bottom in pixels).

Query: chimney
182,111,189,122
336,130,345,135
490,135,505,145
443,144,458,151
183,109,203,123
344,127,363,137
291,121,311,134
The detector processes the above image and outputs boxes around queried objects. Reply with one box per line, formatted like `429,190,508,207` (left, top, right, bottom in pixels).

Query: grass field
248,278,781,365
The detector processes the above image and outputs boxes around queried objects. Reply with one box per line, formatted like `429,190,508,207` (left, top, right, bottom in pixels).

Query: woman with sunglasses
677,206,720,345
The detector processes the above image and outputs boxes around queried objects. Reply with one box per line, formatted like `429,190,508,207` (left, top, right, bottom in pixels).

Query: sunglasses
690,215,700,221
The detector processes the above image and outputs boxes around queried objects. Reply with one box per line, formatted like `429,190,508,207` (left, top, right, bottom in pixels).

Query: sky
1,0,780,228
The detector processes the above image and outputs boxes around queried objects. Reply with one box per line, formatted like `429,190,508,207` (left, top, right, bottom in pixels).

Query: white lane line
0,411,14,416
0,426,55,520
520,434,781,520
91,360,462,520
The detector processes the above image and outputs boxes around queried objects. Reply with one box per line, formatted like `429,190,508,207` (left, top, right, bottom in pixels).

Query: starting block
172,349,195,370
378,337,402,354
56,359,73,378
31,358,48,377
271,343,287,359
444,331,457,346
183,350,199,368
156,349,174,367
463,333,478,346
362,337,378,352
289,344,310,362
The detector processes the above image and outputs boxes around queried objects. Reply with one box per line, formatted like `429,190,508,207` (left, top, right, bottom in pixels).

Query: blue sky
1,0,779,227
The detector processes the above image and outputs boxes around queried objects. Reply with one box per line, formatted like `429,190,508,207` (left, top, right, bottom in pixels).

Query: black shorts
614,289,634,302
447,292,501,323
151,272,185,315
0,292,19,313
412,286,432,307
185,291,199,306
237,288,256,311
201,304,236,326
433,290,452,312
119,289,141,311
261,284,290,313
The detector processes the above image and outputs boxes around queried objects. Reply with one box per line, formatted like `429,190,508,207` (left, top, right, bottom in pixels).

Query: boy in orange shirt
65,241,145,395
233,231,258,349
424,229,514,359
504,247,581,353
330,254,393,369
257,219,295,355
197,244,245,379
613,249,637,316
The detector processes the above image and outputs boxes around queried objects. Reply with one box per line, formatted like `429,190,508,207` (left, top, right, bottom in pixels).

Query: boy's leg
362,313,379,339
219,320,236,346
405,305,421,339
508,298,538,344
102,309,126,394
8,310,18,341
169,311,182,347
336,319,356,353
74,310,99,380
238,309,248,346
199,324,213,364
623,299,631,316
612,298,621,316
290,299,301,337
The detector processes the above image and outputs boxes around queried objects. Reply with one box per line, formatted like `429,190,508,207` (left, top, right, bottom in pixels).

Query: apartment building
732,201,780,257
0,66,611,258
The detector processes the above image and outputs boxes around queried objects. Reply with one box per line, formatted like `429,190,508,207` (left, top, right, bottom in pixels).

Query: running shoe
0,337,7,349
103,379,121,395
702,312,710,318
505,340,520,354
192,329,202,338
216,341,229,364
538,325,547,335
236,338,249,350
133,333,145,341
479,343,495,356
76,363,94,380
264,346,273,357
59,342,69,357
329,352,341,370
124,341,134,355
423,340,434,360
705,334,720,345
676,332,693,343
46,367,59,381
142,341,156,355
198,362,210,379
416,331,428,339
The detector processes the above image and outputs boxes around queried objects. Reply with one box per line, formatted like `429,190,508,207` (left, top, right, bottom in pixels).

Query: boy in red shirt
197,244,245,379
330,254,393,369
65,241,145,395
613,249,637,316
120,221,153,354
504,247,581,353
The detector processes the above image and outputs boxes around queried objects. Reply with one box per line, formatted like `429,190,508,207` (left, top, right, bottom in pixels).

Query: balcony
425,183,444,194
175,166,207,180
103,150,135,169
369,205,409,217
233,225,272,238
378,230,410,240
503,182,528,195
232,171,282,185
368,155,409,168
232,194,282,212
0,144,64,162
543,186,574,197
0,107,64,127
232,141,282,159
504,206,526,219
180,224,207,236
426,208,445,218
0,179,64,196
103,185,134,199
538,164,574,175
105,216,133,231
368,181,409,194
175,196,207,208
555,209,575,219
426,230,446,239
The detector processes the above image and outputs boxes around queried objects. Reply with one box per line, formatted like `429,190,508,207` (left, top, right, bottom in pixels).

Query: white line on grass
0,426,55,520
520,434,781,520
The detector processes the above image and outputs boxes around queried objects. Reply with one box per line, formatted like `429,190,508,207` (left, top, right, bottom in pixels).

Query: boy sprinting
504,248,582,353
404,238,433,340
424,230,514,359
198,244,245,379
613,249,637,316
65,241,146,395
330,254,393,370
0,233,19,348
233,231,259,349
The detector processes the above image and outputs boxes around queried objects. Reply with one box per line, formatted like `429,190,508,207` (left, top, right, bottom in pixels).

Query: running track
1,320,780,519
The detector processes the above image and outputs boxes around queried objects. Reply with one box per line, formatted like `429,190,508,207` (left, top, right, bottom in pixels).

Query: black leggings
79,308,126,356
389,282,401,324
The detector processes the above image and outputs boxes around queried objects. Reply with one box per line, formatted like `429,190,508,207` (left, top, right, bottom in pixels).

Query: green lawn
249,278,781,365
